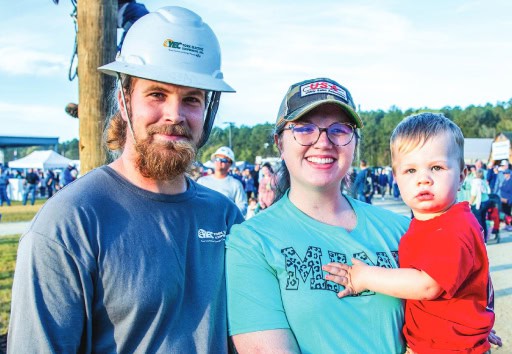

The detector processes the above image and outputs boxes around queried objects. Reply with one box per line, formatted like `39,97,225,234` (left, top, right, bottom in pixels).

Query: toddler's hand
323,258,368,298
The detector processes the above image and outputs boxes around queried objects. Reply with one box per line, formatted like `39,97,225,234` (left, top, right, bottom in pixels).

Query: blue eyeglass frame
283,122,357,147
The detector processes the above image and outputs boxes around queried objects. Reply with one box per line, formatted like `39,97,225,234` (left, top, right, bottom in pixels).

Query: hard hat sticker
163,39,204,58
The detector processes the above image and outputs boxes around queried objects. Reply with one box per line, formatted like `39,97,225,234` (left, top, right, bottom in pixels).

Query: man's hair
103,74,135,157
390,112,465,171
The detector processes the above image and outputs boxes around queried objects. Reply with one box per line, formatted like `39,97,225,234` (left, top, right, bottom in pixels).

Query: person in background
249,163,259,198
226,77,410,353
116,0,149,51
498,169,512,232
354,159,373,204
38,170,46,198
62,163,77,187
22,168,40,206
0,167,11,206
197,146,248,216
257,162,276,210
487,163,499,191
484,162,501,239
458,164,475,203
242,168,256,200
377,168,388,200
44,169,56,198
8,6,242,353
245,197,260,220
469,168,491,242
187,162,204,181
474,159,486,179
325,113,495,354
492,159,509,196
231,167,243,183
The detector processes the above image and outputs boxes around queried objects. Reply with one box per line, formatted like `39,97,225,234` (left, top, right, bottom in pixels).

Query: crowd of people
0,163,78,207
351,156,512,243
191,147,277,219
346,162,399,204
6,5,502,354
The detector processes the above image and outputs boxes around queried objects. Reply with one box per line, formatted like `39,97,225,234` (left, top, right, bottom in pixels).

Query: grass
0,234,20,335
0,200,44,335
0,199,45,222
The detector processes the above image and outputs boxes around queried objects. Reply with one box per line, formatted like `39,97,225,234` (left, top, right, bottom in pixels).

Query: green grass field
0,199,45,222
0,200,43,335
0,235,20,335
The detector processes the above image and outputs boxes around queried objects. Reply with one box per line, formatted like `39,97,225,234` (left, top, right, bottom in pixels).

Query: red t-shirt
399,202,494,353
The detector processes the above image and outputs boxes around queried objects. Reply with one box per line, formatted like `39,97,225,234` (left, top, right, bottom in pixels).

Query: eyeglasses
283,122,356,147
214,157,231,163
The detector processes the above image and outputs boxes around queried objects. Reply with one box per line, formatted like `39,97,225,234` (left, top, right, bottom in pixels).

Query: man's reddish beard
134,124,197,180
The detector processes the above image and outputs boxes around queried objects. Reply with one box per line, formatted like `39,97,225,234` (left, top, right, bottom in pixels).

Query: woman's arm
323,259,443,300
232,329,301,354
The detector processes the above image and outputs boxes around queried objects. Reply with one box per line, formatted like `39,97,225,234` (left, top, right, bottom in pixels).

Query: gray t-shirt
8,166,244,353
197,175,247,216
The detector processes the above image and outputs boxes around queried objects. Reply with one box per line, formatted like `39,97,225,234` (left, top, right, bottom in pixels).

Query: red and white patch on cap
300,81,348,101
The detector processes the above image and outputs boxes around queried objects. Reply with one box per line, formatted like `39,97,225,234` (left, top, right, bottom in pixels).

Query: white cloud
3,0,512,139
0,102,78,141
0,46,68,76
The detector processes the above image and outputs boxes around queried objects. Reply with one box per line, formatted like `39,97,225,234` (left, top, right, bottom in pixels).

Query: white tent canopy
8,150,72,170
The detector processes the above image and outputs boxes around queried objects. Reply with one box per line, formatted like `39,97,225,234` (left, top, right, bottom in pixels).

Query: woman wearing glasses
225,78,410,353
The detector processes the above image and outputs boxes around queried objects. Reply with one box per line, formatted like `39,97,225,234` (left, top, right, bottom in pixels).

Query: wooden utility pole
77,0,117,173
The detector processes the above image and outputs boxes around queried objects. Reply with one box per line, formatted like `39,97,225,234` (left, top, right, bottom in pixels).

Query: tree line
5,99,512,167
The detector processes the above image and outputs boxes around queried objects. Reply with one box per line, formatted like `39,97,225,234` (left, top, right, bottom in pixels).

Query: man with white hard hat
198,146,248,216
8,7,243,353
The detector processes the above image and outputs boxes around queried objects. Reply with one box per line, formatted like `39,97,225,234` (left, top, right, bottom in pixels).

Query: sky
1,0,512,142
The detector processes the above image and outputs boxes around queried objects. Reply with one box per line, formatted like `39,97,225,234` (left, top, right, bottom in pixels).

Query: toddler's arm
322,259,443,300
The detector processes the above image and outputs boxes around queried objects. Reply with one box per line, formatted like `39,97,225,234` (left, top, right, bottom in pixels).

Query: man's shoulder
46,168,110,199
192,180,242,215
227,175,244,187
194,179,232,198
196,175,214,184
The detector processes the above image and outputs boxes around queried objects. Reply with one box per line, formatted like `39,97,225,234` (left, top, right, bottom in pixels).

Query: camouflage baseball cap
275,78,363,132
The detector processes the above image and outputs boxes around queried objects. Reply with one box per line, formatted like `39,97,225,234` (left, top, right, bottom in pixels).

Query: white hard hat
212,146,235,162
99,6,234,148
99,6,234,92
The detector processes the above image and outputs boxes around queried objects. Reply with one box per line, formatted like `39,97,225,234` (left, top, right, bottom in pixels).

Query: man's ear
117,90,130,123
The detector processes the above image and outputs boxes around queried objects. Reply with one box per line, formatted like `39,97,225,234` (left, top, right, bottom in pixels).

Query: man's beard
134,124,197,181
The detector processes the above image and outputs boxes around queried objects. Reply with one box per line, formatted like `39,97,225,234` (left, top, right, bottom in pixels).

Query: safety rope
68,0,78,81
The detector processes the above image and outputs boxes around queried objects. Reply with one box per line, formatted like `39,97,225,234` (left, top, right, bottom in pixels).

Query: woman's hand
323,259,369,297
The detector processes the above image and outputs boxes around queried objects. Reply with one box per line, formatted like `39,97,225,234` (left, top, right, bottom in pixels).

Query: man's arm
8,232,89,352
232,329,301,354
323,259,443,300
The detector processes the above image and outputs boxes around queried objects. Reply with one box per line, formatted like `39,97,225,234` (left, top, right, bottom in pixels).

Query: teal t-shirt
226,193,410,354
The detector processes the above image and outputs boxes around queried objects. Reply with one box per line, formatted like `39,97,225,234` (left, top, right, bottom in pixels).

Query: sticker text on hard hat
163,39,204,58
300,81,348,101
